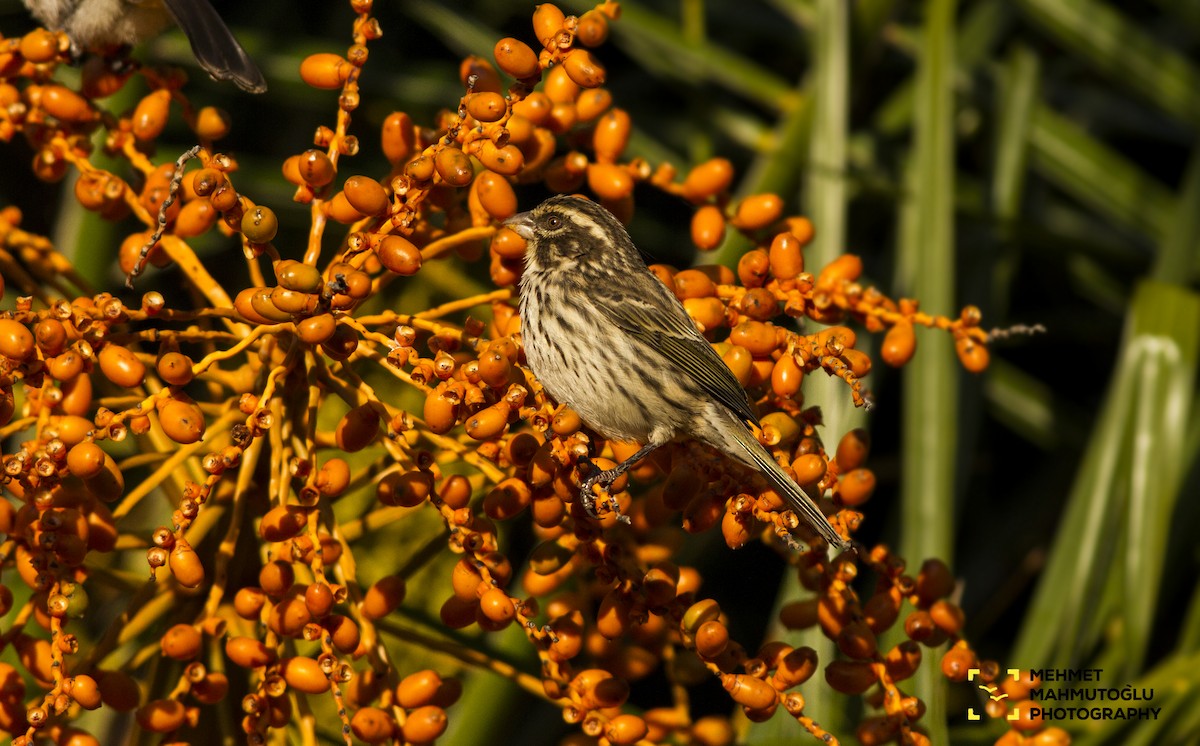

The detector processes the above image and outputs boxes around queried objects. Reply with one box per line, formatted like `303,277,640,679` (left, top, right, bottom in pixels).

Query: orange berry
694,620,729,658
816,253,863,286
466,91,507,123
131,90,171,141
930,599,965,635
691,205,726,250
343,175,389,216
82,452,124,502
956,336,990,373
350,707,395,743
473,170,518,220
597,588,633,639
465,401,510,440
837,619,878,659
19,29,60,63
791,453,825,486
97,343,145,388
575,87,611,121
563,48,605,88
543,63,579,104
136,699,186,733
460,54,502,93
241,205,278,243
174,199,218,237
476,141,524,175
683,296,726,331
593,107,631,163
67,674,102,710
673,268,717,299
40,85,95,123
478,588,516,625
223,638,274,671
728,320,778,357
297,314,337,344
168,539,204,587
376,469,433,508
882,319,916,367
159,399,206,444
494,37,540,79
824,660,876,694
730,193,783,231
281,656,330,694
532,3,566,47
401,705,448,743
315,457,351,497
326,614,360,653
839,468,876,506
259,505,308,542
66,442,106,479
0,319,33,361
231,587,265,623
940,642,975,681
276,259,323,292
434,147,475,187
335,404,380,452
682,158,734,203
915,558,955,606
194,106,230,140
397,669,444,708
381,112,416,165
721,674,777,710
606,714,649,745
586,162,633,201
362,575,406,620
512,92,552,123
721,345,753,387
299,53,352,89
576,10,609,47
834,428,870,472
258,560,295,597
95,670,139,711
767,231,805,280
772,646,818,689
296,149,335,188
160,624,201,660
484,478,532,519
863,591,902,636
375,234,421,275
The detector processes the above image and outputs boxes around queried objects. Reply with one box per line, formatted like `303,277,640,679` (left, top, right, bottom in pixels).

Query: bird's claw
579,466,631,525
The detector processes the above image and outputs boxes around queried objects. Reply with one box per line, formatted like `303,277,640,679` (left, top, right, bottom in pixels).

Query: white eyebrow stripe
568,211,608,245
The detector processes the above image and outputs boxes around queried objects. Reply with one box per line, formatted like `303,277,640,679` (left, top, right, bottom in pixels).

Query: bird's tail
163,0,267,93
724,421,849,550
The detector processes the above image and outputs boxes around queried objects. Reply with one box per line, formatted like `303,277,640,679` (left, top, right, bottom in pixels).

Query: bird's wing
597,293,760,426
163,0,267,93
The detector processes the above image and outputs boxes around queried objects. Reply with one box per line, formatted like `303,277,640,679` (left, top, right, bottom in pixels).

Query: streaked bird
23,0,267,93
506,195,848,550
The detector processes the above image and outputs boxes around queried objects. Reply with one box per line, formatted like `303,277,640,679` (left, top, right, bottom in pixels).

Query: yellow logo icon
967,669,1020,721
978,684,1009,702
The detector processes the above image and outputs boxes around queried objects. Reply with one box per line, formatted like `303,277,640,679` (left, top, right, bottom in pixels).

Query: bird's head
504,195,637,273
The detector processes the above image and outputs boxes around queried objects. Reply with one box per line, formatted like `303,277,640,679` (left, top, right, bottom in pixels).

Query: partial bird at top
22,0,267,93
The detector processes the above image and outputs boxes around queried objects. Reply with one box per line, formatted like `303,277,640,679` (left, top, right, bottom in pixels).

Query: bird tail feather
725,424,848,550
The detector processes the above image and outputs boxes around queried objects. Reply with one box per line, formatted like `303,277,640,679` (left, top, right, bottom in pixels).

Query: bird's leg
579,442,660,524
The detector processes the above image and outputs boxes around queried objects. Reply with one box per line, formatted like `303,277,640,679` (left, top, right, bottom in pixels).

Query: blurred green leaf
1030,103,1176,241
1015,0,1200,126
1013,281,1200,676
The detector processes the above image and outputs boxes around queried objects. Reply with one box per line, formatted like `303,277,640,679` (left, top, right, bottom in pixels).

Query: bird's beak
504,211,535,240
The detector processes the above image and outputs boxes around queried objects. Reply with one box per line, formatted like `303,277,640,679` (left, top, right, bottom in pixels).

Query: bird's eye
544,214,562,230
